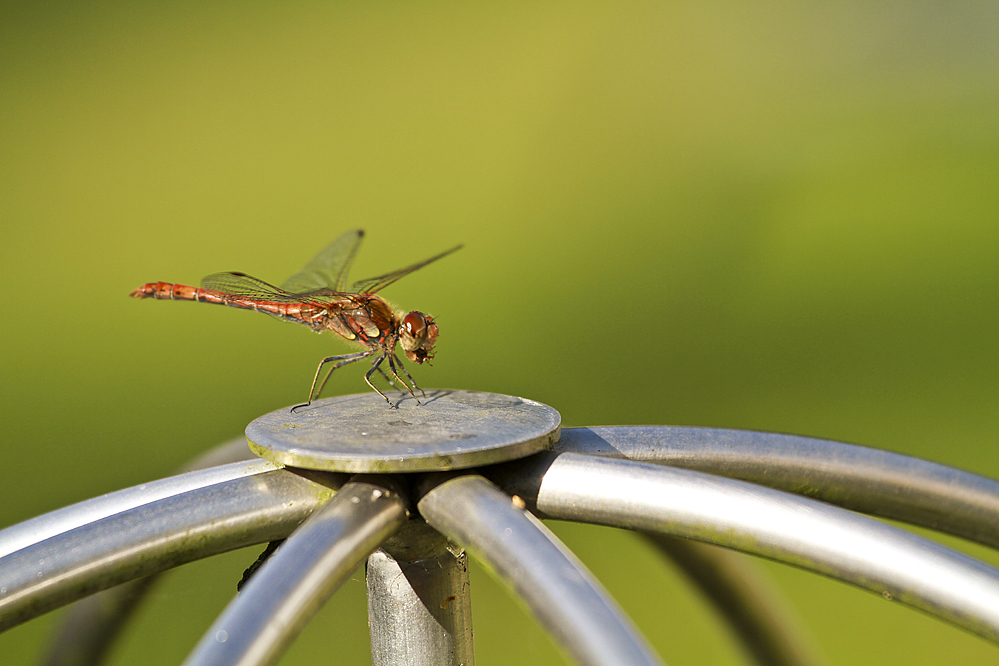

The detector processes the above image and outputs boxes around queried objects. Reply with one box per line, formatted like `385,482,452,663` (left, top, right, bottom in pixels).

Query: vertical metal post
366,528,474,666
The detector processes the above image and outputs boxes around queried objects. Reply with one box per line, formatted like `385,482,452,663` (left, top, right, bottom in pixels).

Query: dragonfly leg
391,352,426,399
291,351,372,413
375,365,399,391
387,352,420,404
313,352,374,402
364,354,393,405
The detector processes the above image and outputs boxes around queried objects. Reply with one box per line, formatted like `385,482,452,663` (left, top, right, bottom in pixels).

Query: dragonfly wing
351,244,463,295
201,272,299,301
280,229,364,293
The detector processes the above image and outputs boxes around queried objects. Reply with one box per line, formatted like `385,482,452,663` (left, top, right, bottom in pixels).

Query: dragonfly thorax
399,311,439,364
336,295,396,345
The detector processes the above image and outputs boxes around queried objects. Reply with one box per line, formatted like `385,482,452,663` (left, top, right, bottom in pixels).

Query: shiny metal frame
3,426,999,666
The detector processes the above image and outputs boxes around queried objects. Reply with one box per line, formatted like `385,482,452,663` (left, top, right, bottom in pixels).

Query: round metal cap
245,390,561,473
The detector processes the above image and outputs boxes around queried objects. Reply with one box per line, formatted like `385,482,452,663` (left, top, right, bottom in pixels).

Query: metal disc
245,390,561,473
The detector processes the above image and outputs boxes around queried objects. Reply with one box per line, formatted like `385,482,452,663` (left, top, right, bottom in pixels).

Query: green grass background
2,2,998,664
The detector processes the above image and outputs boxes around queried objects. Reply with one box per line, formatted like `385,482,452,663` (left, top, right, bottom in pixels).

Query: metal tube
0,458,279,559
643,534,823,666
182,477,408,666
418,474,664,666
557,426,999,550
0,468,340,632
367,545,474,666
38,438,260,666
36,575,159,666
496,452,999,643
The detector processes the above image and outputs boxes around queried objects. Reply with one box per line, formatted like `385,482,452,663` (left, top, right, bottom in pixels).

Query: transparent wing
351,244,463,295
201,272,304,301
280,229,365,293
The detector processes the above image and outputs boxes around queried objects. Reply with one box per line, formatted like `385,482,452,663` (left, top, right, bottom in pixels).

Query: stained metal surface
183,478,408,666
247,390,561,473
557,426,999,549
418,474,664,666
0,468,339,632
495,452,999,643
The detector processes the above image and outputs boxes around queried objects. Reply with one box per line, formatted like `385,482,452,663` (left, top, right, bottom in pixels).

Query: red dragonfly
131,230,462,410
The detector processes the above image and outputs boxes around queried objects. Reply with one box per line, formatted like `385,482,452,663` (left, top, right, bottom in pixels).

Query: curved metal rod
39,437,260,666
557,427,999,550
418,473,664,666
643,534,823,666
177,436,263,470
0,467,343,633
493,452,999,643
183,477,409,666
0,458,278,559
38,575,160,666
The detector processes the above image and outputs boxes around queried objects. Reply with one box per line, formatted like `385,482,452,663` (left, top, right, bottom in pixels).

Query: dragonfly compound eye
401,312,438,364
402,311,427,340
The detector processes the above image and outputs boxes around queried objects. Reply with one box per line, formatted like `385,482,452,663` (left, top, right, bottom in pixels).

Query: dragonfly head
399,311,439,364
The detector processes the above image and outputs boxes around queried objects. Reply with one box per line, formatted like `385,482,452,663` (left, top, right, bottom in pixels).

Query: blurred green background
2,1,998,664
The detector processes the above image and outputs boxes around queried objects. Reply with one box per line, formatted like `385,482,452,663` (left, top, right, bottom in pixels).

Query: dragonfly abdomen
130,282,324,327
130,282,214,301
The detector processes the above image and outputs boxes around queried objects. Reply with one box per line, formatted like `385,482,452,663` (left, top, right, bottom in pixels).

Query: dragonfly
131,230,462,410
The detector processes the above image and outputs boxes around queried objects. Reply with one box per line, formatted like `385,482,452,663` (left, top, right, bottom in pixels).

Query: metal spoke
39,437,260,666
0,467,341,632
643,534,822,666
557,426,999,550
38,574,159,666
418,473,664,666
0,458,279,559
183,477,409,666
492,452,999,643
